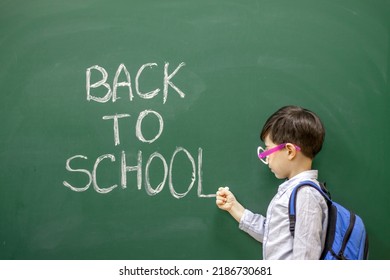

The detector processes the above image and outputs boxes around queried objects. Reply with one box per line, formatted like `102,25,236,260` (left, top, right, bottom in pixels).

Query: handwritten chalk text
63,62,214,199
86,62,186,104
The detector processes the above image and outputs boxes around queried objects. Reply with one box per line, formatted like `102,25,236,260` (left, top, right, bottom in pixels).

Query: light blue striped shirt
239,170,328,260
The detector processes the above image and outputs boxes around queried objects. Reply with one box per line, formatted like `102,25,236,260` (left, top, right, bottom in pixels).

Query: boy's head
260,106,325,159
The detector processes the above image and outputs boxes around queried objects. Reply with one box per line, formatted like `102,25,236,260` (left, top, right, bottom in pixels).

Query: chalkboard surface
1,0,389,259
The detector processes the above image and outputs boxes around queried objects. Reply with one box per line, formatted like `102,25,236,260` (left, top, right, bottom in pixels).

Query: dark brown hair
260,105,325,158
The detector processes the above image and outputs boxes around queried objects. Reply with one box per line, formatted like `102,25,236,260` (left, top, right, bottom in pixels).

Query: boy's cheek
268,164,276,176
268,161,283,179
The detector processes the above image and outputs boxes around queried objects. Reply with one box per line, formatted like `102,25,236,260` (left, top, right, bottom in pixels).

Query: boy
216,105,328,260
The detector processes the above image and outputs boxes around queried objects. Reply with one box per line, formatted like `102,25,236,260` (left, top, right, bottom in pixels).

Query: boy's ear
285,143,298,159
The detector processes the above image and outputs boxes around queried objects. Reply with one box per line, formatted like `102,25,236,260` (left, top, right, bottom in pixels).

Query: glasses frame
257,143,301,164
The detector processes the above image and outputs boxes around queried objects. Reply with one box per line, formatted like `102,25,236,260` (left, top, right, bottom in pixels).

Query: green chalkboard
1,0,389,259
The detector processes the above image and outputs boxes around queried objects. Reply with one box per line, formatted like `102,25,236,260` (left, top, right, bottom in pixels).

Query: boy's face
263,135,290,179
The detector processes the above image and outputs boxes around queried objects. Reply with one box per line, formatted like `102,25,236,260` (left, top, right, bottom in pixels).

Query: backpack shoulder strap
288,180,331,236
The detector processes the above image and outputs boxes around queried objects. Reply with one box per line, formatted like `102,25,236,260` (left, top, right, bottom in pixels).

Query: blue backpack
289,180,369,260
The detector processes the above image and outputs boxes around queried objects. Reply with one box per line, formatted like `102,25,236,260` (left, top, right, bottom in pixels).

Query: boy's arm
216,187,265,243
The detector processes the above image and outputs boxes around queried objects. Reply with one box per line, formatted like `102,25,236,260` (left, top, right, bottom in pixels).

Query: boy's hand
216,186,245,222
216,187,236,211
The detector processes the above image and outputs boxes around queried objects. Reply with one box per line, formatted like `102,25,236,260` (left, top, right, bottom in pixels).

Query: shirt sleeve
238,209,266,243
292,187,327,259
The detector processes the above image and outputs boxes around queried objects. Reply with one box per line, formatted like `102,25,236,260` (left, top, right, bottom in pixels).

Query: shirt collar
278,170,318,193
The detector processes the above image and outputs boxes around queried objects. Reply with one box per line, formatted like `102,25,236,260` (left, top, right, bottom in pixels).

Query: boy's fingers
216,187,232,208
216,199,225,207
216,196,228,204
216,187,230,196
216,198,224,205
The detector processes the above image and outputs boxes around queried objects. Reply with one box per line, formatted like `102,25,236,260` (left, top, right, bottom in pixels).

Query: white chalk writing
64,62,215,199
